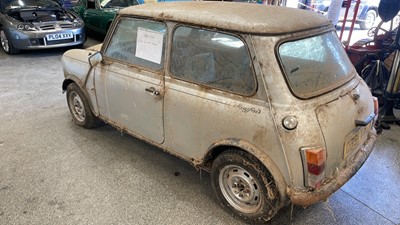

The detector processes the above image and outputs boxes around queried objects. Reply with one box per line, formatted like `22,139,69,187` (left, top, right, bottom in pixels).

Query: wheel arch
201,138,288,204
62,77,97,116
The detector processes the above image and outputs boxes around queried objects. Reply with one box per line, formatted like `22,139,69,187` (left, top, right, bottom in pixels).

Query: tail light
373,97,379,118
300,146,326,189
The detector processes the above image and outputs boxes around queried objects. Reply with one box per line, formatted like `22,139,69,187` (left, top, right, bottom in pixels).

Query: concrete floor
0,37,399,225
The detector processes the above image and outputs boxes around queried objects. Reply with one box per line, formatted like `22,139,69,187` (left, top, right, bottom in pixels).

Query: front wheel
211,150,281,223
66,83,97,128
360,10,376,30
0,29,19,54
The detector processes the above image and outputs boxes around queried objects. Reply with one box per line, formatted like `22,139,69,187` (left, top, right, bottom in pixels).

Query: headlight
73,19,83,27
17,23,37,31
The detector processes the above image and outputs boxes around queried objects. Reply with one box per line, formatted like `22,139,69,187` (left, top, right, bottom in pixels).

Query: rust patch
252,127,265,144
357,106,365,115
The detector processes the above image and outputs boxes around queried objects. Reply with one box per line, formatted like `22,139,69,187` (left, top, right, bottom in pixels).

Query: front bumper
287,128,377,206
9,28,85,50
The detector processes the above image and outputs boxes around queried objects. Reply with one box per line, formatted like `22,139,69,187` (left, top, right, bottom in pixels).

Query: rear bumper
287,128,377,206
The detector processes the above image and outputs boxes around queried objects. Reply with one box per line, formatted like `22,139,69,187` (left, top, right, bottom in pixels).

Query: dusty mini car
0,0,85,54
61,2,377,223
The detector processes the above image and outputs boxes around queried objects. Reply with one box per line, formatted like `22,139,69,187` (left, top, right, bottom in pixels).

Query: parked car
0,0,85,54
54,0,75,9
72,0,139,35
315,0,380,29
61,2,377,223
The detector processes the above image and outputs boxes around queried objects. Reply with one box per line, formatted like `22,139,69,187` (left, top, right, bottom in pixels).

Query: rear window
278,31,354,98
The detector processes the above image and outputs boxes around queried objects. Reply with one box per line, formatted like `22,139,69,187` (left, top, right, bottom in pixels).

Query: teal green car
72,0,139,35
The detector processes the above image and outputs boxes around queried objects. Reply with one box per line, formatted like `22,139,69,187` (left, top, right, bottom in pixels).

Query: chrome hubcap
0,30,10,53
70,92,86,122
219,165,262,213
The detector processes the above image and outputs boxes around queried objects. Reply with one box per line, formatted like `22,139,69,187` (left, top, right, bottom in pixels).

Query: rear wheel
66,83,97,128
211,149,281,223
0,29,19,54
360,10,376,30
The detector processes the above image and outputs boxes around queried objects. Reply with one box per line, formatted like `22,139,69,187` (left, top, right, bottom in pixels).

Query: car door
72,0,87,18
83,0,106,33
163,26,273,160
94,17,167,144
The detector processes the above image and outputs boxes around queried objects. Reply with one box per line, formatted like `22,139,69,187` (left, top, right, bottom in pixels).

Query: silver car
0,0,85,54
61,2,377,223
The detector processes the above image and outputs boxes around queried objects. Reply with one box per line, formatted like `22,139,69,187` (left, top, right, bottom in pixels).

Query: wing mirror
88,51,102,67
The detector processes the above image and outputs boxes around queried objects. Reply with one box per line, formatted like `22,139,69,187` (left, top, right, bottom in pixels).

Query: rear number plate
46,33,73,41
344,122,371,158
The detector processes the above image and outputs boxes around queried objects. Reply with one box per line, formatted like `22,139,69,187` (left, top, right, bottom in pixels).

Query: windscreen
100,0,138,8
278,31,354,98
1,0,60,11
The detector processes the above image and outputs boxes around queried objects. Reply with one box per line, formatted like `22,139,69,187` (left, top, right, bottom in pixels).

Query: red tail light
373,97,379,117
301,147,326,188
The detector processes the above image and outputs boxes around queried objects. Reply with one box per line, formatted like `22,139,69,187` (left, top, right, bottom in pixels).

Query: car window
170,26,256,96
104,18,167,71
87,0,96,8
278,31,354,98
101,0,138,8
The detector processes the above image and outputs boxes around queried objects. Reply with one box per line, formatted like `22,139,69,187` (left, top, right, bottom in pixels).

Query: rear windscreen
278,31,354,98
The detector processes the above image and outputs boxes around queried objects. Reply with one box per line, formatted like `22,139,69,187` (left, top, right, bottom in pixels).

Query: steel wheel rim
365,12,375,28
0,30,9,53
69,91,86,122
219,165,262,214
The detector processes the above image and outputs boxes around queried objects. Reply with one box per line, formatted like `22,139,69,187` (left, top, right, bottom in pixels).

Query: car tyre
360,10,376,30
66,83,97,128
211,149,281,224
0,29,20,54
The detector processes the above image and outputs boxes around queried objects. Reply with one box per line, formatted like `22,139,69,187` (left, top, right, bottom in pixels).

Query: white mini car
61,2,377,223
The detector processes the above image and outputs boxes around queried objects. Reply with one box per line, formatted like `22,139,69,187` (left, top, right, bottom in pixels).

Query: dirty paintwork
61,2,377,222
119,2,331,35
288,129,376,206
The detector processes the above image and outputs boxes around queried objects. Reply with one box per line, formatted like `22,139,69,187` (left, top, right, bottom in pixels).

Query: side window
102,0,132,8
170,26,256,96
104,18,166,71
87,0,96,9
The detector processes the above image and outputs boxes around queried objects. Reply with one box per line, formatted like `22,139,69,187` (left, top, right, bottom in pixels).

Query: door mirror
378,0,400,22
89,51,102,67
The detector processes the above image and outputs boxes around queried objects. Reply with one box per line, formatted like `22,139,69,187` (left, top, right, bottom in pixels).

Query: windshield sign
279,31,354,98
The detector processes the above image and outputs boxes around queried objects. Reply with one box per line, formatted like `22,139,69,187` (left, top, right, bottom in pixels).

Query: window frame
168,24,258,97
101,16,168,73
275,29,356,99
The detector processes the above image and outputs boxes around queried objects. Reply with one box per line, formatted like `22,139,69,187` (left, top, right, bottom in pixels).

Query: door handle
145,87,160,96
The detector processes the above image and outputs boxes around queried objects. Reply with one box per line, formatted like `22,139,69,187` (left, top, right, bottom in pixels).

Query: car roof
118,2,331,35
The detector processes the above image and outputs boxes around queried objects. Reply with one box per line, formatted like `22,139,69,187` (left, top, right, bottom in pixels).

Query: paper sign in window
135,27,164,64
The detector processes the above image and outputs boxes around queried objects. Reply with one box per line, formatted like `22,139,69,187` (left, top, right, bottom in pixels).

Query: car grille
60,24,74,29
40,24,55,30
39,23,74,31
